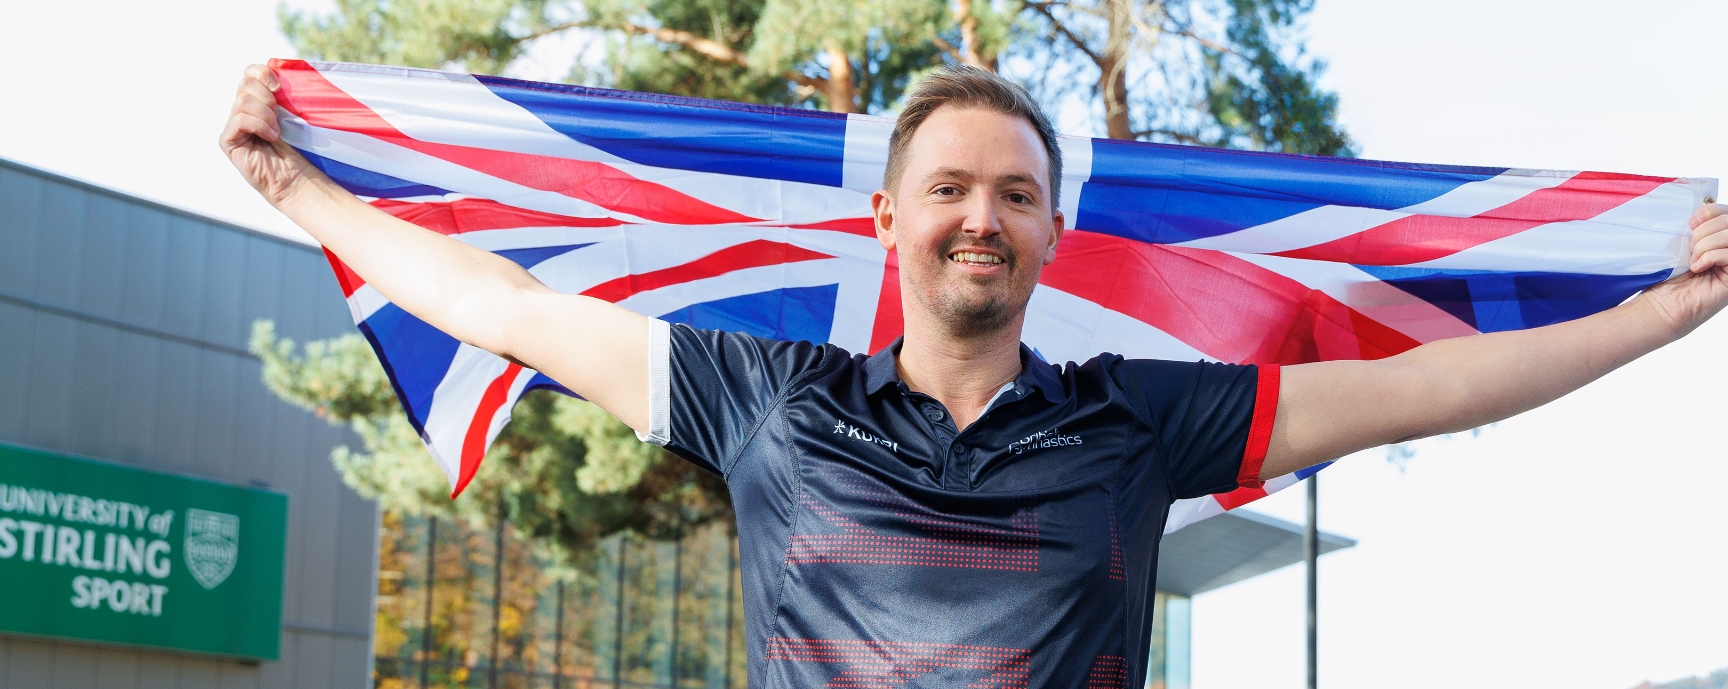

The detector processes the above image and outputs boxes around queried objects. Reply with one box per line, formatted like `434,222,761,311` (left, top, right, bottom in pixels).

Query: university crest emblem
184,509,240,589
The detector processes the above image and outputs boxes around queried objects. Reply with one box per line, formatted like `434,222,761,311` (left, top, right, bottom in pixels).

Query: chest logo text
1007,427,1082,455
833,419,899,453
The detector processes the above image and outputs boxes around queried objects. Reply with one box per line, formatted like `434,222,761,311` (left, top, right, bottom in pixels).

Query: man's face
872,106,1064,338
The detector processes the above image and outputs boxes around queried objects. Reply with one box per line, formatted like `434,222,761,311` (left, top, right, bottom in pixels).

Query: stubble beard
908,236,1035,339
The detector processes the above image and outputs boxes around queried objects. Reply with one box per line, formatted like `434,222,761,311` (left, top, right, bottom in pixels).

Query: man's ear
1044,209,1066,265
871,189,897,252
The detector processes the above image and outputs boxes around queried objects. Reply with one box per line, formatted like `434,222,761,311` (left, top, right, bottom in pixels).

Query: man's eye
935,186,960,196
1007,193,1030,204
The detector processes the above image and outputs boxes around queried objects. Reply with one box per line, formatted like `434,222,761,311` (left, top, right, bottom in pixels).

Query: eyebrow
923,167,1047,193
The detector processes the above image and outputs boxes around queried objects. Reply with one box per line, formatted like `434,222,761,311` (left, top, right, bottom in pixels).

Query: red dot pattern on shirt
786,474,1041,572
1087,654,1129,689
765,637,1032,688
1106,506,1126,582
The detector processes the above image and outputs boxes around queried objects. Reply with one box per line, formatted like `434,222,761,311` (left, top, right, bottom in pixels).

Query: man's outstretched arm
219,64,651,431
1261,202,1728,481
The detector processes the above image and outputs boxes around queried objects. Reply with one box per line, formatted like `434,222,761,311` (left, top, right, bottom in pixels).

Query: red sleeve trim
1237,365,1281,490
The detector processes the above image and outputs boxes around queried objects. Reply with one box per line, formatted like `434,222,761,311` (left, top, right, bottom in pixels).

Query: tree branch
613,21,828,98
619,21,751,68
1132,127,1206,145
517,20,588,44
1164,24,1243,58
930,33,967,64
1026,1,1103,65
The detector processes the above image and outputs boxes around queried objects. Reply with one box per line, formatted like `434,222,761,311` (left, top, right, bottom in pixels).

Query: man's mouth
949,250,1005,266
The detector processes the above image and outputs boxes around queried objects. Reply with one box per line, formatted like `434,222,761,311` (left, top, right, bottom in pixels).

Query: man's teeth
950,251,1004,265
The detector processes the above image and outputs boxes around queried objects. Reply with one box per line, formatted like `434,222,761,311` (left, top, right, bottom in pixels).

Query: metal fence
373,512,745,689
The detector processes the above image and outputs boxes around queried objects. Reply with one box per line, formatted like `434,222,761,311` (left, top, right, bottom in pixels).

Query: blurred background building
0,158,376,687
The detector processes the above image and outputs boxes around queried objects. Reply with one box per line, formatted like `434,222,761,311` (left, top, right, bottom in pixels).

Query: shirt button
952,443,967,455
923,406,945,422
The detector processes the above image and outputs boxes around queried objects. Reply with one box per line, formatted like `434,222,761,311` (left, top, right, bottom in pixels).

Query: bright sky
1,2,1724,688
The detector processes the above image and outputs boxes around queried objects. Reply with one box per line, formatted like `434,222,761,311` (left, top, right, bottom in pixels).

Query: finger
237,77,276,109
233,99,280,141
237,82,280,132
222,111,276,149
1692,247,1728,273
1689,202,1726,230
241,64,279,91
1690,212,1728,248
1692,223,1728,266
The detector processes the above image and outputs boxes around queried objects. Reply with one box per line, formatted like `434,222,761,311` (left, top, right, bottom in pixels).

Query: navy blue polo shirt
639,320,1279,688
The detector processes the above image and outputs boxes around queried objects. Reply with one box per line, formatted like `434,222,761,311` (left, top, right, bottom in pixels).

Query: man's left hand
1640,201,1728,339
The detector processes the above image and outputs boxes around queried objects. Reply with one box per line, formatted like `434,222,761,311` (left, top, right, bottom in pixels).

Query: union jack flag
269,59,1715,531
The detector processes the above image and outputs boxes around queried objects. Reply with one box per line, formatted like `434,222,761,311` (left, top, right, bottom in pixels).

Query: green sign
0,444,288,660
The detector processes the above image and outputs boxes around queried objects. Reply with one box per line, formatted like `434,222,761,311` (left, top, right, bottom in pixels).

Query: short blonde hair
883,66,1062,211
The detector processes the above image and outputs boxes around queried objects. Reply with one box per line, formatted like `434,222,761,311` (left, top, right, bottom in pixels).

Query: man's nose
960,192,1002,237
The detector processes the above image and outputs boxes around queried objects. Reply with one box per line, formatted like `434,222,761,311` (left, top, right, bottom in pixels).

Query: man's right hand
219,64,323,208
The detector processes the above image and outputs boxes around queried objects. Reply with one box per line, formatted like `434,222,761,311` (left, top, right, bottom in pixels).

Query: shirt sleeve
639,320,830,477
1113,358,1281,500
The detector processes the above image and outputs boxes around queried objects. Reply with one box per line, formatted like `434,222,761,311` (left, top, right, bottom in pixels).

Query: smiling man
223,64,1728,687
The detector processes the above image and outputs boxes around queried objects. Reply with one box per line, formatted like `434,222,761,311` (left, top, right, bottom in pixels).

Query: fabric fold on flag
270,58,1716,532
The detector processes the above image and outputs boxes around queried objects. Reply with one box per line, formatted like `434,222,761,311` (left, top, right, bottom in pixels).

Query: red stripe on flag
580,239,834,303
270,59,760,227
1272,172,1675,265
371,198,626,235
790,217,878,238
453,362,523,498
869,249,903,353
1040,231,1421,365
321,247,367,299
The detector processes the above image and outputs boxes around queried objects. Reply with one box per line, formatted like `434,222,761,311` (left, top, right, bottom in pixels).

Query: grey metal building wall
0,158,378,688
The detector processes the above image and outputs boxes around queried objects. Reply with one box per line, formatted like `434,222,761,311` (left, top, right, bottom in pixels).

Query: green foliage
593,0,797,105
248,321,730,570
1201,0,1353,155
278,0,551,75
1017,0,1351,153
278,0,1351,152
747,0,947,110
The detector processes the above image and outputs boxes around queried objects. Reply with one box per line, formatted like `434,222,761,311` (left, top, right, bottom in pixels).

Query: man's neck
895,317,1025,431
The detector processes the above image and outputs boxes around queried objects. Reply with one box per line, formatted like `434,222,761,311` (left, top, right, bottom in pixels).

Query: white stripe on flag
1403,180,1695,275
1229,251,1481,343
319,63,872,223
421,344,515,486
280,114,640,222
1171,170,1576,255
612,258,855,320
1023,285,1211,365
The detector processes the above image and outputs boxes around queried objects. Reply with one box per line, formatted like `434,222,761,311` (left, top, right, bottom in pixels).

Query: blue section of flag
524,373,575,398
475,75,850,188
1294,461,1333,480
1358,266,1670,332
495,243,596,270
300,148,451,198
359,305,462,429
1076,139,1508,244
659,285,841,345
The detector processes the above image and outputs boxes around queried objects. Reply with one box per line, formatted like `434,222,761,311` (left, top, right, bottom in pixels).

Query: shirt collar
863,337,1066,404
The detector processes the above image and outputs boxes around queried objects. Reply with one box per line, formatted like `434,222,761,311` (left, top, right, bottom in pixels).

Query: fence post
614,536,628,689
670,533,682,688
422,516,437,689
724,532,736,689
490,503,506,689
553,579,565,689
